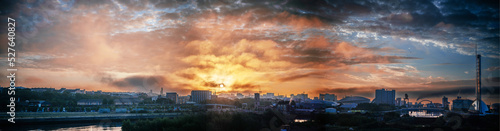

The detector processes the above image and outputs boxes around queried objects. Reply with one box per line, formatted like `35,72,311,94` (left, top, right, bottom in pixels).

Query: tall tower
161,87,164,97
476,54,482,113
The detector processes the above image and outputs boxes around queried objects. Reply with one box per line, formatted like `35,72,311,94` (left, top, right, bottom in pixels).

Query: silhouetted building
77,99,103,106
160,87,163,97
166,92,178,104
31,88,56,92
266,93,274,98
373,89,395,105
178,95,190,104
28,100,52,107
191,90,212,103
114,98,141,106
442,96,449,109
294,93,308,101
452,96,473,112
491,103,500,113
396,98,402,106
255,93,260,106
320,93,337,101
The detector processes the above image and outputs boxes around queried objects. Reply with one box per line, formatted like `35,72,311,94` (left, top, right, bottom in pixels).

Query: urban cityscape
1,81,499,130
1,0,499,131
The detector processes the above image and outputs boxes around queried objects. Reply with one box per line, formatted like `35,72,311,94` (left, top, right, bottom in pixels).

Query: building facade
191,90,212,103
77,99,103,106
320,93,337,101
166,92,178,104
254,93,260,106
266,93,274,98
373,89,395,105
442,96,449,109
452,96,473,112
395,98,402,106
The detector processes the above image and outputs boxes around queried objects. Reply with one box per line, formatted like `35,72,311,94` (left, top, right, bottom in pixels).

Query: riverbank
0,112,180,125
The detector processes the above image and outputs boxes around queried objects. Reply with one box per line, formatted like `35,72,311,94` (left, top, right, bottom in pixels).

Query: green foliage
0,89,117,112
355,103,396,111
122,112,263,131
315,113,377,127
156,98,175,104
383,112,400,121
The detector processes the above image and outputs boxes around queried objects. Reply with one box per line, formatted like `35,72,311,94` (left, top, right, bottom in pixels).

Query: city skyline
0,0,499,104
6,86,490,105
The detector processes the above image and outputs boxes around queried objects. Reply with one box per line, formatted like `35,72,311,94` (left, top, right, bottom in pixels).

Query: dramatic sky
0,0,499,103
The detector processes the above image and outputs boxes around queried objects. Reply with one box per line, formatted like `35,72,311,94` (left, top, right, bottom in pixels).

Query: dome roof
469,100,489,113
339,96,370,104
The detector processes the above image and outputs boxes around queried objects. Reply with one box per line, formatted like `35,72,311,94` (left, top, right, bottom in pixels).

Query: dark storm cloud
8,0,498,56
108,75,195,94
424,79,475,86
313,86,377,98
111,75,168,88
412,86,500,101
283,37,421,67
253,0,499,57
3,0,498,95
203,81,220,87
279,72,326,82
177,73,198,80
411,77,500,100
95,72,114,84
425,77,500,87
287,49,336,64
231,83,260,89
343,56,420,65
0,0,20,16
314,87,361,94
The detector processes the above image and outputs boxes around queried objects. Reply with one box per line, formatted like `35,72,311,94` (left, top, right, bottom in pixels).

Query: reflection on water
17,122,122,131
407,110,443,118
294,119,309,123
45,125,121,131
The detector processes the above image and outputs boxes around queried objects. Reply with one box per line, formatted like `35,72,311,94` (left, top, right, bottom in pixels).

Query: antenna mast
476,43,482,113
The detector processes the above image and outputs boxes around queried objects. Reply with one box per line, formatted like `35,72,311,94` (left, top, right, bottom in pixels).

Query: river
5,122,122,131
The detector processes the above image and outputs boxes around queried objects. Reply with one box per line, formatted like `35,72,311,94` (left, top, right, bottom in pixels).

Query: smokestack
476,54,481,113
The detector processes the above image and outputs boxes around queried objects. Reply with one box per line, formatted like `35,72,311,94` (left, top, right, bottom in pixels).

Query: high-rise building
396,98,402,106
373,89,395,105
166,92,178,104
295,93,308,101
266,93,274,98
255,93,260,107
160,87,163,97
442,96,449,109
191,90,212,103
178,95,190,104
320,93,336,101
